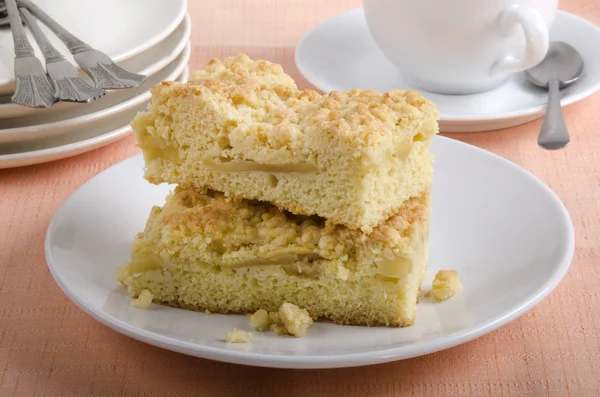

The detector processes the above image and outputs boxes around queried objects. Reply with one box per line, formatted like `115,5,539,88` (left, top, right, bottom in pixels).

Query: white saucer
0,67,188,169
295,9,600,132
0,13,191,120
0,43,190,146
0,0,187,95
44,137,574,368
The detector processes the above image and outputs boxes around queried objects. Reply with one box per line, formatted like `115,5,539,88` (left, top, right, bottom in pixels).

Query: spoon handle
538,80,570,150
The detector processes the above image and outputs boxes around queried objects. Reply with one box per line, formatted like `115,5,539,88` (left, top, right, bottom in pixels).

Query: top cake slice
132,54,439,231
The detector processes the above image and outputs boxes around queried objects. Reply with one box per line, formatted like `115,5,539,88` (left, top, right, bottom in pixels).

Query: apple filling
140,134,180,163
125,255,164,274
127,247,322,273
202,158,318,173
374,255,414,279
229,247,320,267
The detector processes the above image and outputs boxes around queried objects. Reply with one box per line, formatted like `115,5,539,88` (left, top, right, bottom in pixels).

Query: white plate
44,136,574,369
0,0,187,95
0,67,188,169
295,10,600,132
0,13,191,120
0,43,190,147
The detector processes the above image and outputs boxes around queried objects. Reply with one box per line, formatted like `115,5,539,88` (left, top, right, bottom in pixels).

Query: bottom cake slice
117,187,430,327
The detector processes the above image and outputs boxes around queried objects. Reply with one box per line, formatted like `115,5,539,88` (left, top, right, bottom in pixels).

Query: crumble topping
248,302,314,337
164,187,428,258
430,270,462,301
226,329,253,343
278,302,313,337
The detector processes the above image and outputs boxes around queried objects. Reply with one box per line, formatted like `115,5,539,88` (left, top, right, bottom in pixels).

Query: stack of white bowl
0,0,190,168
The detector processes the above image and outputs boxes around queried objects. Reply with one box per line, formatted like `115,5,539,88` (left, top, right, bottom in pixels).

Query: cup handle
491,5,549,76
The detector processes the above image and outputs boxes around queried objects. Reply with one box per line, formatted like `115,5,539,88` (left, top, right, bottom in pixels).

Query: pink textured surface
1,1,600,395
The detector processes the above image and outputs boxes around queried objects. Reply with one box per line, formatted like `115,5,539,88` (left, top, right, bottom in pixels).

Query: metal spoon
525,41,584,150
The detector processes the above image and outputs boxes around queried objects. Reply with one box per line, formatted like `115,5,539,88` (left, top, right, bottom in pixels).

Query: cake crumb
269,312,288,336
247,303,314,337
268,311,280,325
226,329,252,343
249,309,271,331
204,309,212,315
270,323,288,335
267,310,288,335
130,290,154,309
430,270,462,301
278,302,313,337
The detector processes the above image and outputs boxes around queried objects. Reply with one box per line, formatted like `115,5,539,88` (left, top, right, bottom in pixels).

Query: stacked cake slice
117,54,439,326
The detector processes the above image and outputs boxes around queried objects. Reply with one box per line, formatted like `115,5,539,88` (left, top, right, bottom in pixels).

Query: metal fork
4,0,55,107
19,7,106,102
17,0,146,89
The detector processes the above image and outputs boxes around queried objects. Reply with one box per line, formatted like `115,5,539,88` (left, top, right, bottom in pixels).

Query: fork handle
19,7,64,63
17,0,92,54
5,0,35,57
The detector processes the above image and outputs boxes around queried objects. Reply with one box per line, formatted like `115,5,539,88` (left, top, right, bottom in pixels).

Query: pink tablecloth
1,1,600,395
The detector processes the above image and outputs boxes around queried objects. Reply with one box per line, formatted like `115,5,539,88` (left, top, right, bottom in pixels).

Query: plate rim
43,136,575,369
295,8,600,122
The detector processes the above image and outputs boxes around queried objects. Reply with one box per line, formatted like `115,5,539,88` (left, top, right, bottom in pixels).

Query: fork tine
82,63,145,89
12,74,56,108
19,6,107,103
100,63,146,86
53,76,106,103
82,64,129,89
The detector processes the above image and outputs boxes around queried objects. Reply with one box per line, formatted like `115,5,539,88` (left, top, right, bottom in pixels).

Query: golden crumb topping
248,309,271,332
278,302,313,337
247,304,313,337
225,329,253,343
147,53,438,166
430,270,463,301
191,53,298,88
161,187,428,261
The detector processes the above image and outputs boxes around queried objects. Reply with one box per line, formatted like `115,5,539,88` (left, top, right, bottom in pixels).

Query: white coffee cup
363,0,559,94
